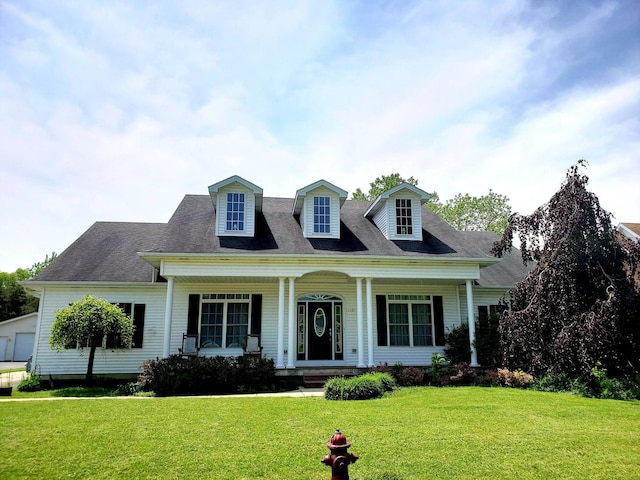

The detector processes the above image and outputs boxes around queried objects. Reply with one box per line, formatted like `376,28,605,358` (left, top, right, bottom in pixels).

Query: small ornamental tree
492,160,640,381
50,295,134,384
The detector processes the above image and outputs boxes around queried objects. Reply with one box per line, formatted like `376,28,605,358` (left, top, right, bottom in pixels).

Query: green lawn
1,387,639,479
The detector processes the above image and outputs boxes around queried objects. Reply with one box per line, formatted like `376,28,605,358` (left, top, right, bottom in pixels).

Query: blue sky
1,0,639,272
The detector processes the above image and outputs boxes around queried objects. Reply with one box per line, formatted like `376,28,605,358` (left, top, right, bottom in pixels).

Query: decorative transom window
387,295,432,346
200,294,250,348
226,193,245,231
313,196,331,233
396,198,412,235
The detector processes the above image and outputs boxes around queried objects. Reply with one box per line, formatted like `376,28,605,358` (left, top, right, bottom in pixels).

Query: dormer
208,175,263,237
292,179,348,239
364,183,430,241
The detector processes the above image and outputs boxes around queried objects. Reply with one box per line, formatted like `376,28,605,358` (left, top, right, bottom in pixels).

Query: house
616,222,640,287
25,176,529,379
0,312,37,361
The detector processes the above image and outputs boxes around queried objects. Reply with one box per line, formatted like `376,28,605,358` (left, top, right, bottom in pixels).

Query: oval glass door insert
314,308,326,337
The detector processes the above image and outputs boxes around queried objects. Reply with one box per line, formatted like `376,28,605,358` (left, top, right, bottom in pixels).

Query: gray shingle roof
33,222,165,282
31,195,530,285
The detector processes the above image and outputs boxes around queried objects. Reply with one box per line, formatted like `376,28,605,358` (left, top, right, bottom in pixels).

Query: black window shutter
376,295,388,346
133,304,145,348
187,294,200,335
251,294,262,335
433,296,445,346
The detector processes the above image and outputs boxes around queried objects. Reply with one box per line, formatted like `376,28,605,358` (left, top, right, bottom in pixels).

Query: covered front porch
149,254,487,370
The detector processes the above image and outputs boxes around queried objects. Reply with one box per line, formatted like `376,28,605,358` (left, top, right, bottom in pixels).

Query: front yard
1,387,638,479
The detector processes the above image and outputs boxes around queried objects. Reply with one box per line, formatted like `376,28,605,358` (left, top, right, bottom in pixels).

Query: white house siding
372,207,390,240
300,186,341,240
387,191,423,241
457,285,511,325
370,284,460,367
32,286,167,377
215,184,256,237
30,277,496,376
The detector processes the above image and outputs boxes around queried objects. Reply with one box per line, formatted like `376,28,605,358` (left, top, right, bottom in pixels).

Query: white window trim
387,295,434,347
200,294,251,349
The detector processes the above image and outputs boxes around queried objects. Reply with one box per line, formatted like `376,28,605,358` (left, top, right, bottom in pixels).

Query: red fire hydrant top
327,429,351,449
321,429,358,480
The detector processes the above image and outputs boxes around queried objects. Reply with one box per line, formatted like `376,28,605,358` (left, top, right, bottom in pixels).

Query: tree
0,253,58,321
352,173,511,236
492,160,640,381
50,295,134,384
27,251,58,278
426,190,511,236
0,269,38,321
351,173,418,201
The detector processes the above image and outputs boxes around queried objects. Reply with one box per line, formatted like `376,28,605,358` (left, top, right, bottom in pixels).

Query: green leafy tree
352,173,510,236
0,253,58,321
0,269,37,321
351,173,418,201
492,160,640,381
50,295,134,384
426,190,511,236
27,251,58,278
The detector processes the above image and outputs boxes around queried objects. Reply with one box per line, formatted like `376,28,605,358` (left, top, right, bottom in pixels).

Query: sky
1,0,639,272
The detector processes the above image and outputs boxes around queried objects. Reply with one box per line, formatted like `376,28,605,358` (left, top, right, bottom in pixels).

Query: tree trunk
86,346,97,385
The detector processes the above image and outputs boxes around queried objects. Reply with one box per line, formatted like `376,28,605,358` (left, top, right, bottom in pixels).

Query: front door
308,302,332,360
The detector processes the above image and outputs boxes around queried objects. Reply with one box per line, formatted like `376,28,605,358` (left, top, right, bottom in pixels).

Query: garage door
13,333,35,361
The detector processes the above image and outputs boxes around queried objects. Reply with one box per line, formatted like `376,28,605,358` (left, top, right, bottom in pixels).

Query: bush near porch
138,354,277,396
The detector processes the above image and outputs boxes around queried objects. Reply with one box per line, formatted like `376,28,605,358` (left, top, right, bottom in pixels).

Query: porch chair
179,333,199,357
243,334,263,357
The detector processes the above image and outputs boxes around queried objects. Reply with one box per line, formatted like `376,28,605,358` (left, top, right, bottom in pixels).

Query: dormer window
208,175,263,238
313,196,331,233
226,193,245,231
364,183,430,241
396,199,412,235
292,180,347,240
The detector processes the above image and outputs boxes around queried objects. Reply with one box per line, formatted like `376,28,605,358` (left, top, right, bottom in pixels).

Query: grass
1,387,639,479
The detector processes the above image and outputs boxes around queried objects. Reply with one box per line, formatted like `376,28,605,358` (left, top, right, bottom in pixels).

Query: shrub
589,363,640,400
138,354,276,396
533,373,589,396
449,363,477,386
444,323,471,364
382,362,424,387
475,313,502,367
497,368,535,388
17,372,42,392
324,372,395,400
428,352,447,386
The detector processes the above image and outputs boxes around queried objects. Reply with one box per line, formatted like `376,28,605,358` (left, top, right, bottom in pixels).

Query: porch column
277,277,285,368
287,277,296,368
366,278,374,367
163,276,175,357
356,278,365,368
466,279,479,367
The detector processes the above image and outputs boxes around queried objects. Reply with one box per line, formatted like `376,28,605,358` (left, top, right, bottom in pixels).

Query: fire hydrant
321,429,358,480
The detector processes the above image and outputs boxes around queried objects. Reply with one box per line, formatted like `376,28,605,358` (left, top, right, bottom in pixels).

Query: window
117,303,145,348
478,304,504,321
396,198,413,235
226,193,245,231
386,295,432,346
200,294,250,348
313,196,331,233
